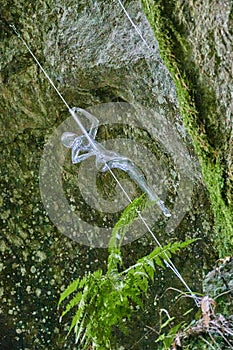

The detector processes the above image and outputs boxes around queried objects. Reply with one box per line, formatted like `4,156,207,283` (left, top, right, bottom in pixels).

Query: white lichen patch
70,204,76,212
26,285,31,293
202,220,211,231
157,94,165,104
35,288,41,297
60,284,66,291
54,327,59,334
21,267,27,276
22,250,29,261
32,206,40,214
0,240,7,253
18,228,28,240
0,209,10,221
30,266,36,273
35,250,47,262
12,263,19,269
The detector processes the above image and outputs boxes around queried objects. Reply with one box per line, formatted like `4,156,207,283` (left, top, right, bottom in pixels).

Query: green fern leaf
58,275,89,306
134,271,149,278
58,278,81,306
68,285,89,335
58,188,197,349
109,194,146,249
74,313,87,343
154,256,165,268
61,291,83,318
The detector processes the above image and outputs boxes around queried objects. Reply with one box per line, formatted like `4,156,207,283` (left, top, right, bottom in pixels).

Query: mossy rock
0,0,229,348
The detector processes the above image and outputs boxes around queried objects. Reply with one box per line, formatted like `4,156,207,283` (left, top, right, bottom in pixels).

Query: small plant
58,196,195,349
152,292,233,349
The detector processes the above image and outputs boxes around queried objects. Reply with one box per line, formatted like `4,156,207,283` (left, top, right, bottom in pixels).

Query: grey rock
0,0,216,348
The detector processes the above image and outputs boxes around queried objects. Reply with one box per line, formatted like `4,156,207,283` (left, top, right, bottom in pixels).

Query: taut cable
9,25,98,151
9,20,199,306
116,0,199,306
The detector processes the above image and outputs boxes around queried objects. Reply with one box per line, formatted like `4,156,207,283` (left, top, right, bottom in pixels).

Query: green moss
140,0,233,257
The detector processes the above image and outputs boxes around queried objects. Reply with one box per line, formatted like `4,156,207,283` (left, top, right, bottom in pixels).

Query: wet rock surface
0,0,224,349
170,0,233,205
204,257,233,314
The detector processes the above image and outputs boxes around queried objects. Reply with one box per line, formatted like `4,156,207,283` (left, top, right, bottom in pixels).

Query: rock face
141,0,233,256
173,0,233,206
0,0,219,349
204,257,233,315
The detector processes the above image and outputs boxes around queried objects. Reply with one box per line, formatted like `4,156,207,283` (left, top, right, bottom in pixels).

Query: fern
108,193,147,250
58,196,196,349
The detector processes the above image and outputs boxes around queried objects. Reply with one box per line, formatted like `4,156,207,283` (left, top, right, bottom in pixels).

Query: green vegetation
59,196,195,349
140,0,233,257
58,3,233,348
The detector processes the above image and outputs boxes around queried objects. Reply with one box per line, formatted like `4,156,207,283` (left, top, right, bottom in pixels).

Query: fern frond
61,291,83,318
58,278,81,306
109,194,147,249
58,192,197,349
123,240,196,283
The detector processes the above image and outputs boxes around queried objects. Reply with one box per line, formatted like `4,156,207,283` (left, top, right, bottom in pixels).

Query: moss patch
141,0,233,257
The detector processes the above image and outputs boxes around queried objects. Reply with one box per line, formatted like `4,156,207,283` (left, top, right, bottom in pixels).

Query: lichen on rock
0,0,222,348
